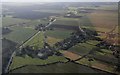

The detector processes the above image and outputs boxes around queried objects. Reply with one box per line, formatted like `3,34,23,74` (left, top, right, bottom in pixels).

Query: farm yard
2,2,119,74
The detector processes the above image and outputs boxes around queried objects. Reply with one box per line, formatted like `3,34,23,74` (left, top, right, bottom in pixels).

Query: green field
2,17,30,27
10,61,104,73
9,55,68,71
76,57,114,73
80,16,93,28
53,17,80,26
24,19,49,28
97,4,118,10
86,40,100,45
23,31,44,49
33,9,67,14
46,28,74,39
69,42,96,56
3,26,37,44
4,2,118,74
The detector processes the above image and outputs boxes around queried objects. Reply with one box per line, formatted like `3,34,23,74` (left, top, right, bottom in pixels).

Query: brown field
61,51,81,60
98,32,120,45
47,37,62,46
88,10,118,32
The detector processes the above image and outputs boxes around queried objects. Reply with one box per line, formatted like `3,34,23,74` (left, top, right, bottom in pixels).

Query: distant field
97,4,118,10
3,26,37,44
2,17,30,27
79,16,93,28
24,19,49,28
53,17,79,26
52,16,94,31
33,9,67,14
46,28,74,39
9,55,68,71
88,10,118,32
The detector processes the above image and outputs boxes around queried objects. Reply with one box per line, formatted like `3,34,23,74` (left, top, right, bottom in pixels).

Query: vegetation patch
69,43,96,56
46,28,74,39
10,62,104,73
23,31,44,49
2,17,30,27
47,37,62,46
3,26,37,44
9,55,68,71
88,10,118,31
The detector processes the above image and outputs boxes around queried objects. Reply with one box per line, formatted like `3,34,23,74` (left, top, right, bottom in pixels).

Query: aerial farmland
2,2,120,75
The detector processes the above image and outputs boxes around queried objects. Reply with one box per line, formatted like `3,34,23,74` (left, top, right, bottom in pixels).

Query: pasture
2,17,30,27
9,55,68,71
76,57,114,73
46,28,74,39
23,31,44,49
3,26,37,44
53,17,80,26
69,42,96,56
10,62,104,73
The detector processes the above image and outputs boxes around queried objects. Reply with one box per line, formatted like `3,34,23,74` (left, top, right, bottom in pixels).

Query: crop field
53,16,93,28
33,9,67,14
69,42,96,56
2,17,30,27
3,2,119,74
46,28,74,39
23,31,44,49
86,40,100,45
61,51,81,60
10,62,105,73
53,17,80,26
9,55,68,71
96,4,118,10
47,37,62,46
91,49,118,65
88,10,118,32
76,57,114,73
3,26,37,44
79,16,94,28
24,19,49,28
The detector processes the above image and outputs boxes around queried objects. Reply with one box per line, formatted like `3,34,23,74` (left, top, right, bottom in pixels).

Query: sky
2,0,120,2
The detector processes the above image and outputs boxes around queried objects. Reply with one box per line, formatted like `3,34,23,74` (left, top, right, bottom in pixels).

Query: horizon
2,0,120,2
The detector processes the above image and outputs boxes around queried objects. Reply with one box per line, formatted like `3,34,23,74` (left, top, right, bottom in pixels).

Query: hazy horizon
2,0,120,2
